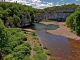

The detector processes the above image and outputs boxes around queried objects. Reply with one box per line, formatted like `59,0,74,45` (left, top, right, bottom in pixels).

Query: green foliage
13,43,30,54
29,32,36,36
23,56,32,60
66,6,80,35
33,45,43,54
2,28,27,55
0,20,31,60
43,46,47,49
13,14,20,25
0,20,10,53
44,4,78,11
33,53,47,60
0,2,39,26
50,57,55,60
13,44,30,60
45,50,51,55
5,54,15,60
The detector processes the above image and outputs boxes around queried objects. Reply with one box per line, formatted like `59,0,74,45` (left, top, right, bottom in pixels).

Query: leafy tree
4,54,15,60
66,6,80,35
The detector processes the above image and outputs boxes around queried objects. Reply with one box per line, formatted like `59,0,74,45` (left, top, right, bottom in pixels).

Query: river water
34,23,80,60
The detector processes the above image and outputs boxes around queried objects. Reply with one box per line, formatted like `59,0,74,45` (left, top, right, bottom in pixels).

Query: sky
5,0,80,9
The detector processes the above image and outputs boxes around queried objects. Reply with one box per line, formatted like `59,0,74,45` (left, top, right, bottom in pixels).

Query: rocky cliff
4,8,76,28
36,8,76,22
5,14,32,28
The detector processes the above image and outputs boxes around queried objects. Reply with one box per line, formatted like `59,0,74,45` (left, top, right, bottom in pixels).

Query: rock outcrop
17,14,32,27
4,8,76,28
5,14,32,28
36,8,76,22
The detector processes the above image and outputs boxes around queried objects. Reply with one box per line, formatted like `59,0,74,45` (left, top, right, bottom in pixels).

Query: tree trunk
0,53,4,60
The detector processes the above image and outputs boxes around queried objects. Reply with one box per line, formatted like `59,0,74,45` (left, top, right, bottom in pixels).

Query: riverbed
34,22,80,60
25,22,80,60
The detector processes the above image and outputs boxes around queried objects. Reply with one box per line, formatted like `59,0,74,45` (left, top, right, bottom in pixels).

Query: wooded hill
0,2,79,27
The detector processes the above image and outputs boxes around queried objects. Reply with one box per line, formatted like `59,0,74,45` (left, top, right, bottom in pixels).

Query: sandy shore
41,22,80,40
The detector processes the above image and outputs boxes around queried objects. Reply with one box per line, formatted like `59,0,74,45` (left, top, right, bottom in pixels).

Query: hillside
0,2,79,27
0,2,42,27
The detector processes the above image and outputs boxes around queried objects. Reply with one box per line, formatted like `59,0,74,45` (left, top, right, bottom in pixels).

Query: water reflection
36,29,70,59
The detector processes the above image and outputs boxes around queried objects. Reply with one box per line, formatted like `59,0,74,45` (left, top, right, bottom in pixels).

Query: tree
0,20,10,60
66,6,80,35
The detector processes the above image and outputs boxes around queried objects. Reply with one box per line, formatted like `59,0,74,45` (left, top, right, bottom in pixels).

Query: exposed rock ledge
36,8,75,22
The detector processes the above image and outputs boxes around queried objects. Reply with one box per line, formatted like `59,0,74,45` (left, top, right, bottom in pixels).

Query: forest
66,6,80,35
0,2,42,27
0,19,30,60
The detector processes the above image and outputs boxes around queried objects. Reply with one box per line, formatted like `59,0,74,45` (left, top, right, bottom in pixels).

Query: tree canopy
66,6,80,35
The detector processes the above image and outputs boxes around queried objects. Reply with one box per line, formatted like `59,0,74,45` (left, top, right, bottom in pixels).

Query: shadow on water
33,23,80,60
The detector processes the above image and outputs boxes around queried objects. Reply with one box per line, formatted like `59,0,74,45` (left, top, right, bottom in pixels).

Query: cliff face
5,14,32,28
4,8,76,28
36,8,75,22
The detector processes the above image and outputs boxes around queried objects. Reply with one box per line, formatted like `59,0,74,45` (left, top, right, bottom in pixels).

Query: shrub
14,43,30,55
23,56,32,60
43,46,47,49
50,57,55,60
5,54,15,60
45,50,51,55
13,43,31,60
33,53,47,60
33,45,43,54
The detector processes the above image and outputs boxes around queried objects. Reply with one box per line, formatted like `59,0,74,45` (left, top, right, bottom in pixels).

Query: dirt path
26,33,35,59
25,31,51,60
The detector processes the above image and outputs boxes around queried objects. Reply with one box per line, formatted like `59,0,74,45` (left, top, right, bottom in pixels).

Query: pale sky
5,0,80,9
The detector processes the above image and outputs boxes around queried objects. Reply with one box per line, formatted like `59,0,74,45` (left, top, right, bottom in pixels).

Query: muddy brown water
34,23,80,60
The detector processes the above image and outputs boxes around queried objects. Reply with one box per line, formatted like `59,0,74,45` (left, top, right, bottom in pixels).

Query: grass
42,19,54,22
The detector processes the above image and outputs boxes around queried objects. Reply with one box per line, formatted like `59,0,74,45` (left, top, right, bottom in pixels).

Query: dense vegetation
0,2,80,60
0,2,42,27
0,20,31,60
44,3,78,11
0,2,78,27
66,6,80,35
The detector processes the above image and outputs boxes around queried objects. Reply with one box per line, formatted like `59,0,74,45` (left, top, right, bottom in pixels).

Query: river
33,23,80,60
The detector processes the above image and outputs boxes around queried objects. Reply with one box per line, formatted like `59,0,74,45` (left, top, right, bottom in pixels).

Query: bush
5,54,15,60
14,43,30,55
66,6,80,35
43,46,47,49
33,45,43,53
50,57,55,60
45,50,51,55
33,53,47,60
29,32,36,36
23,56,32,60
13,43,31,60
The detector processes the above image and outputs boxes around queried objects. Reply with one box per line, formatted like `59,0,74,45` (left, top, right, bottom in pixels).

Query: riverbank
21,30,54,60
40,22,80,40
